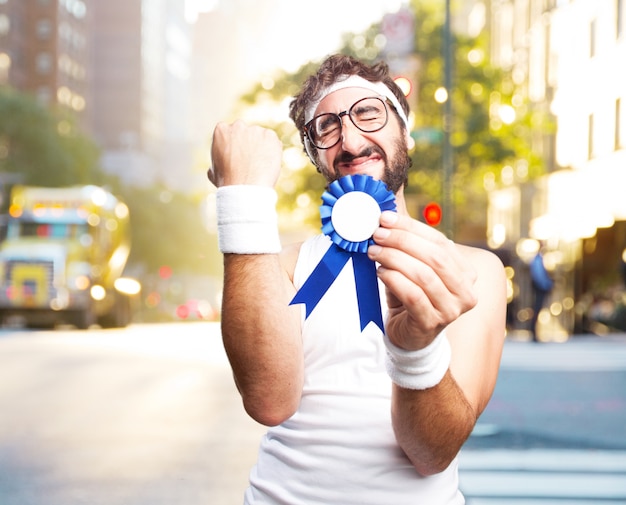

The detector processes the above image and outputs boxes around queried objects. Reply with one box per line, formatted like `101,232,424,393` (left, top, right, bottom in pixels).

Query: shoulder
449,243,507,336
457,244,506,281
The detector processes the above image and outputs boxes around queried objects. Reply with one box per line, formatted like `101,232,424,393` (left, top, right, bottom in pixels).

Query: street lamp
442,0,454,239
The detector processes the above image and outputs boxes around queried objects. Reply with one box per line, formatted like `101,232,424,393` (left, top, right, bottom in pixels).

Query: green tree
0,87,102,187
113,183,219,278
229,1,551,240
0,87,218,283
401,0,549,238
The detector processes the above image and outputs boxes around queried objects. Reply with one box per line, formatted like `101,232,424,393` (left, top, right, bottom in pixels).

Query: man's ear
406,131,415,151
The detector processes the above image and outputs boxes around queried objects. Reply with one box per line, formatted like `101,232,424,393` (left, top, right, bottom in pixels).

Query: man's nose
339,115,367,153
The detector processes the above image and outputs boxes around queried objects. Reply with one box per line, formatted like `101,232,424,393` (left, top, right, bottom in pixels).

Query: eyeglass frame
303,96,394,151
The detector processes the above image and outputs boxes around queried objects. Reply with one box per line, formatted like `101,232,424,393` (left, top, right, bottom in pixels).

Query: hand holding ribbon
290,174,396,332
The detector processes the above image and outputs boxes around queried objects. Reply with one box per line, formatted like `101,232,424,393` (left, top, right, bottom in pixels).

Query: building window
590,19,596,58
0,52,10,84
588,113,595,159
35,52,53,74
61,0,87,19
37,86,52,106
0,14,9,36
617,98,623,150
544,0,557,12
36,19,53,40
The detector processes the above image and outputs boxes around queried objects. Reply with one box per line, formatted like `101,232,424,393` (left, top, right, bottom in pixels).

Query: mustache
333,145,386,168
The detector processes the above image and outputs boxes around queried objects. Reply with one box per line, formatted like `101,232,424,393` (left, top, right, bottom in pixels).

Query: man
529,246,553,342
209,54,506,504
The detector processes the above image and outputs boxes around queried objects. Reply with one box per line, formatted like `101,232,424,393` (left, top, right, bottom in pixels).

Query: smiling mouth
338,156,381,172
334,147,385,173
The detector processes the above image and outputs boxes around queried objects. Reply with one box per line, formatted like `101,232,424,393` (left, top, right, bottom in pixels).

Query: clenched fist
208,120,283,188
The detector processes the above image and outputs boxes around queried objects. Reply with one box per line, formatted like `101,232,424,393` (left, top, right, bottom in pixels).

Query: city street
0,323,625,504
460,335,626,504
0,323,266,505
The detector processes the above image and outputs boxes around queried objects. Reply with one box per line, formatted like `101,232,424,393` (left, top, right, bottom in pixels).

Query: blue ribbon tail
289,245,351,317
352,253,384,332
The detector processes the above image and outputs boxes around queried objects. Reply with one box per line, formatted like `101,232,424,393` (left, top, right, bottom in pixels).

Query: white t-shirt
244,235,463,505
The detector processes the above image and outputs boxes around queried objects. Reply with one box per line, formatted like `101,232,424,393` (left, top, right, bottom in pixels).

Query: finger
378,266,452,332
378,211,472,276
371,227,475,297
375,248,462,318
380,211,447,244
387,212,472,262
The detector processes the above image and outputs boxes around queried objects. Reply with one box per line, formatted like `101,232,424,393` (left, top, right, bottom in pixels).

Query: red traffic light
423,202,442,226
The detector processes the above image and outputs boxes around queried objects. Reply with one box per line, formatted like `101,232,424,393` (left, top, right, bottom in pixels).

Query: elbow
246,406,295,427
242,395,299,427
408,426,475,476
398,423,474,477
412,456,457,477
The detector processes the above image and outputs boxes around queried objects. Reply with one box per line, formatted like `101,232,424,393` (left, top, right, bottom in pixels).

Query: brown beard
383,136,411,193
324,136,410,194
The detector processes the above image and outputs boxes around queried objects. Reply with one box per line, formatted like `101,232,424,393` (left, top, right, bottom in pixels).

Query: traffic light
423,202,442,226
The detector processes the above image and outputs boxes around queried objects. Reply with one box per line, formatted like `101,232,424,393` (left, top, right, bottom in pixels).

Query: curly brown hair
288,54,410,144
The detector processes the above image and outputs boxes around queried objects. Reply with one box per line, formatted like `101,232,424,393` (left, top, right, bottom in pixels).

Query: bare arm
221,251,303,426
368,211,506,475
210,121,304,426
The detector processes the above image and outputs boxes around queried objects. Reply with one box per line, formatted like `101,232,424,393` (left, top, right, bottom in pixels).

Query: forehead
314,87,376,116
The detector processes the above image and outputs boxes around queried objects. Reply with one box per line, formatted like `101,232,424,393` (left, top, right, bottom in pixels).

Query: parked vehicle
0,185,140,328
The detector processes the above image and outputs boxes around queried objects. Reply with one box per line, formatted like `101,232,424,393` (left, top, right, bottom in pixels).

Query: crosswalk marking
459,449,626,503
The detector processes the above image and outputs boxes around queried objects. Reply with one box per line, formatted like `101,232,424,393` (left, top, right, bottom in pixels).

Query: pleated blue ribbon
290,174,396,332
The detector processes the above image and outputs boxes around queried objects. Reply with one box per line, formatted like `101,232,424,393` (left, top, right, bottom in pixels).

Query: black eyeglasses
304,96,390,150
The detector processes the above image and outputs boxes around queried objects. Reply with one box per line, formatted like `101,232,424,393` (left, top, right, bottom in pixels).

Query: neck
395,189,409,216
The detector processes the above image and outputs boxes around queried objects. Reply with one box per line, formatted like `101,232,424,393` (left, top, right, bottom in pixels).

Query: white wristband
216,185,282,254
383,330,451,390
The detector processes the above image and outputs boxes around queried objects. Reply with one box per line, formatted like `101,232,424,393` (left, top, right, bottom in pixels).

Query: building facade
0,0,91,126
91,0,194,190
0,0,197,191
488,0,626,338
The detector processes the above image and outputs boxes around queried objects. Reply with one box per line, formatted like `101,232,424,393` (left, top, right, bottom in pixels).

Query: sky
185,0,411,147
185,0,408,75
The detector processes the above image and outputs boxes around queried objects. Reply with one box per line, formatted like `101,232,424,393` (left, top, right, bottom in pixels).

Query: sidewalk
501,332,626,371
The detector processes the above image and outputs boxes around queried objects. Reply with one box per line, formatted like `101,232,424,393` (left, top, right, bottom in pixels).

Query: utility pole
442,0,454,239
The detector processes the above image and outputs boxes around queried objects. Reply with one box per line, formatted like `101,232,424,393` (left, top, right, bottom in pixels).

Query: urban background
0,0,624,341
1,2,625,504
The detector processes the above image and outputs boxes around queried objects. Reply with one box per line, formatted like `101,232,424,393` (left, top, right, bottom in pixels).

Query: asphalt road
467,335,626,451
0,323,265,505
460,334,626,504
0,323,625,504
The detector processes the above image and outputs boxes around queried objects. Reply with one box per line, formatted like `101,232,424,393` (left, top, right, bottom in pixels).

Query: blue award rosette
290,174,396,332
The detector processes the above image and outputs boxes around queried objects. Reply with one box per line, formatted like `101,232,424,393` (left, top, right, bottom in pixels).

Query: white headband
304,74,410,131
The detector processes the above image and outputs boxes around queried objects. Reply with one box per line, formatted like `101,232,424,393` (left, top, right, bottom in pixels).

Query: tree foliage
403,1,549,235
99,180,219,279
0,87,102,187
236,1,551,240
0,87,217,280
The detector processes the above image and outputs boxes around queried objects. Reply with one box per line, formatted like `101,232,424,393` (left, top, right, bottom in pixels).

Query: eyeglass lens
306,97,388,150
